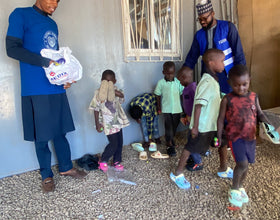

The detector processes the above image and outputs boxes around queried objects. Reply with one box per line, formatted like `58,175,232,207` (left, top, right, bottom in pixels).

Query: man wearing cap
180,0,246,178
6,0,87,193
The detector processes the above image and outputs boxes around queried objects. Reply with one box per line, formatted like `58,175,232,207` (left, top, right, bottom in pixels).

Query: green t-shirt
154,77,183,114
190,73,221,132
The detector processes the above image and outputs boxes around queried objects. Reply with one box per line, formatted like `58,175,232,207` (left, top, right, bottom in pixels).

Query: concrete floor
0,131,280,219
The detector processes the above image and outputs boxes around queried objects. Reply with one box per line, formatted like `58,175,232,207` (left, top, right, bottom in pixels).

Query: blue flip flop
267,130,280,144
217,167,233,179
131,143,144,152
260,122,280,144
170,172,191,189
261,122,275,132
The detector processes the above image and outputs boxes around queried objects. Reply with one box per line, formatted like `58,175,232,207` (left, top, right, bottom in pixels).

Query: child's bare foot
218,166,228,172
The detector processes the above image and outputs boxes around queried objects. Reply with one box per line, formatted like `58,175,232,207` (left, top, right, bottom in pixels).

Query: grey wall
0,0,222,178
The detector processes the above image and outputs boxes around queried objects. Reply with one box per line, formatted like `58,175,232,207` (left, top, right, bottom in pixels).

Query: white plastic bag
40,47,82,85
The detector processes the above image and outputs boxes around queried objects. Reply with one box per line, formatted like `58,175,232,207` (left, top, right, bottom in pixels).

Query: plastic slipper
217,167,233,179
148,142,157,152
98,80,108,102
260,122,275,132
107,81,115,102
229,189,243,208
170,172,191,189
131,143,144,152
139,151,148,160
260,122,280,144
267,130,280,144
151,151,169,159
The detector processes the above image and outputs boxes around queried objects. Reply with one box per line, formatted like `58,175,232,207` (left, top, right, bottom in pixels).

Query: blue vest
196,20,234,74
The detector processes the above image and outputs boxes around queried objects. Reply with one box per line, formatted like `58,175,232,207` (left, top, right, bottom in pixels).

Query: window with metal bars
121,0,182,62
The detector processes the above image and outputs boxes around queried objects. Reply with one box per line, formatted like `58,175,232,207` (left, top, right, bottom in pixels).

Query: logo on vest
218,38,227,45
43,31,58,49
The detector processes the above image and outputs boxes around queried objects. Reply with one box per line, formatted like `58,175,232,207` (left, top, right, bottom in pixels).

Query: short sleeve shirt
154,77,184,114
89,86,130,135
190,73,221,132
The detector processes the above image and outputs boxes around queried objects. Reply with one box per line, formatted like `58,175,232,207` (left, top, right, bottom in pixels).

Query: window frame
121,0,182,62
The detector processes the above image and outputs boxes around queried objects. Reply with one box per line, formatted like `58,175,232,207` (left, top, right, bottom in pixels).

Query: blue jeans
35,134,73,181
140,115,160,142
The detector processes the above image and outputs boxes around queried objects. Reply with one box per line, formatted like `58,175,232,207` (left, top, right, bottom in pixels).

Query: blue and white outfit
6,5,74,180
184,20,246,94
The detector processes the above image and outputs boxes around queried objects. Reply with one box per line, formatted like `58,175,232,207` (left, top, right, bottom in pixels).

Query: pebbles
0,132,279,219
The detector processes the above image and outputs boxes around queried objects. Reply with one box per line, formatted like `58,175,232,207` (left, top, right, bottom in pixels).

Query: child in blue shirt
154,61,184,156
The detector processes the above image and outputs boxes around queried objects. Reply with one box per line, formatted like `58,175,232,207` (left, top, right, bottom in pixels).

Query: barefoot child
170,49,225,189
89,70,129,172
217,64,272,208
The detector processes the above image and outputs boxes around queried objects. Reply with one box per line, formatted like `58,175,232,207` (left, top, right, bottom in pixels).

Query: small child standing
177,67,196,126
217,64,271,208
154,61,184,156
89,70,130,172
170,49,225,189
177,67,203,172
129,93,161,150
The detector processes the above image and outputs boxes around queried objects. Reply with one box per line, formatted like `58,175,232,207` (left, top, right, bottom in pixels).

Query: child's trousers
140,115,160,142
101,129,123,163
163,113,181,146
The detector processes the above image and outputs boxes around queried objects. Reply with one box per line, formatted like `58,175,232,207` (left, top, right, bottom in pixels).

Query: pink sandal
98,162,108,172
113,162,124,171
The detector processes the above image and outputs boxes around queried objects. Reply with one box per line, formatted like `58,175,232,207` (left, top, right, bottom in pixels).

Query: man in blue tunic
180,0,246,178
6,0,87,193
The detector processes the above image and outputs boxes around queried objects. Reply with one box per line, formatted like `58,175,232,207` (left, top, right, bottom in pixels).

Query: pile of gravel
0,131,279,219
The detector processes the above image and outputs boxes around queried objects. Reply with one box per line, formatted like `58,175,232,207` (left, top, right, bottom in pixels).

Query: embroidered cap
196,0,213,16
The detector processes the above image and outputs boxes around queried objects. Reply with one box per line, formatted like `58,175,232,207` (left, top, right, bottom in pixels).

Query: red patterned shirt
225,92,257,142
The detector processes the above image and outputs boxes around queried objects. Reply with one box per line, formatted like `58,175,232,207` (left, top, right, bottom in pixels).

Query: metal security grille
121,0,182,62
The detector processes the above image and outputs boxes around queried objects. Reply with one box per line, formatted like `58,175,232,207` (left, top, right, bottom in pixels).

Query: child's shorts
185,131,216,154
229,138,256,163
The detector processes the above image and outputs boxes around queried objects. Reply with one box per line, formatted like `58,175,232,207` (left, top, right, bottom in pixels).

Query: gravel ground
0,131,279,220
